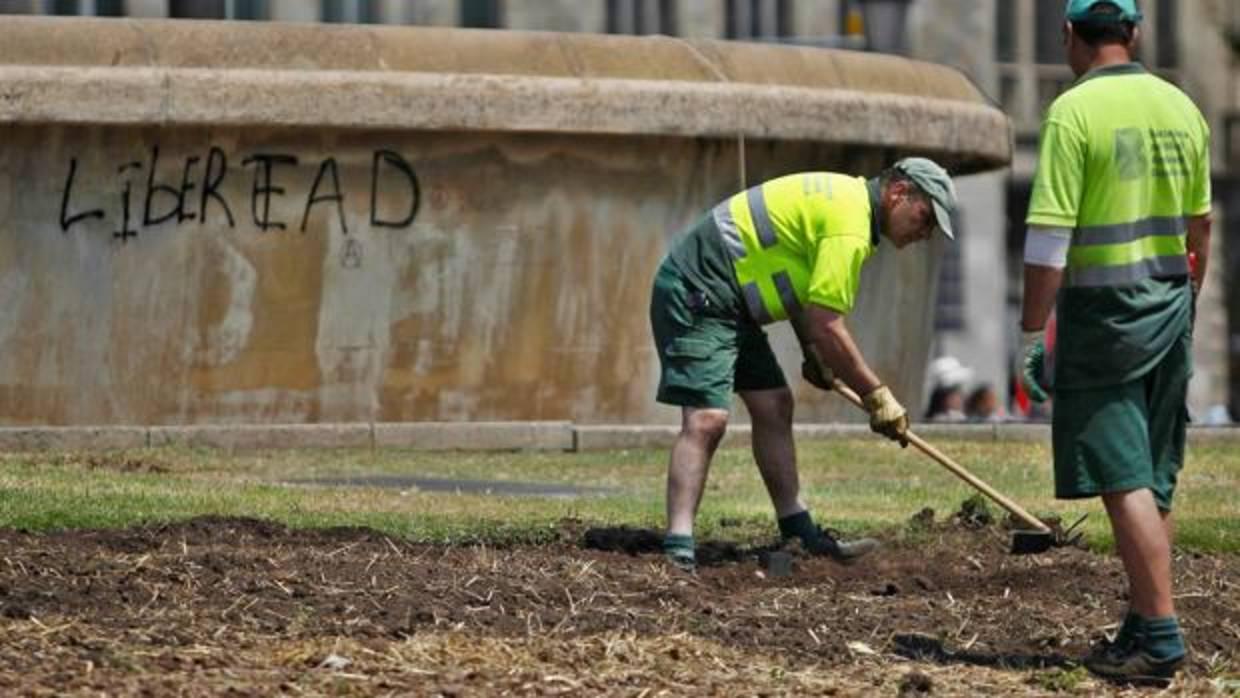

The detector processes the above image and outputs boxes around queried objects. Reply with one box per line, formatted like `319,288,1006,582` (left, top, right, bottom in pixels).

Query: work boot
803,527,880,565
777,511,879,565
1084,615,1187,688
1084,641,1185,687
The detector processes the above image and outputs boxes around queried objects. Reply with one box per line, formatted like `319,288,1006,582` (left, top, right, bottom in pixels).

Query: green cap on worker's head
1065,0,1143,24
893,157,957,240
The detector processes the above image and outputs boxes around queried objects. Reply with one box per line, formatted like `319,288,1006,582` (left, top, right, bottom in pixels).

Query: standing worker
1018,0,1211,686
649,157,957,572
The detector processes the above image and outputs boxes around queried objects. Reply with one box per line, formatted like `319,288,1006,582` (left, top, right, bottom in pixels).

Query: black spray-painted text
59,146,420,241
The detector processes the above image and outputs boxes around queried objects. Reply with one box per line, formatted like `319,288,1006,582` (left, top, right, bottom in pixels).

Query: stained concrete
0,18,1010,426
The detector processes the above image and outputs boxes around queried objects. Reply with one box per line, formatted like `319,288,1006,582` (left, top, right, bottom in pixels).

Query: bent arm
803,303,882,396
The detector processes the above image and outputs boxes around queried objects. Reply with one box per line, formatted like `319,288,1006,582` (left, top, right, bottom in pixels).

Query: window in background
725,0,789,40
1034,0,1065,65
995,0,1016,63
606,0,676,36
322,0,379,23
460,0,500,28
232,0,267,20
1154,0,1177,69
46,0,137,14
933,212,966,332
169,0,224,18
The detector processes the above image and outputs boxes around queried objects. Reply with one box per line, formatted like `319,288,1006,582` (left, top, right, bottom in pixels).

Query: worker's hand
801,358,835,392
1019,329,1051,403
862,385,909,447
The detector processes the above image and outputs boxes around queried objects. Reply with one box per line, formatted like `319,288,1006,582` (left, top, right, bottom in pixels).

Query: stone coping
0,17,1011,172
0,422,1235,452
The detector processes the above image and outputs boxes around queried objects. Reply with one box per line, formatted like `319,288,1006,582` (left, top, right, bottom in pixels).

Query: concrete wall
0,17,1009,426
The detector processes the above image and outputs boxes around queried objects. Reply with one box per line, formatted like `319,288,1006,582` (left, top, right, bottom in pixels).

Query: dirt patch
0,516,1236,695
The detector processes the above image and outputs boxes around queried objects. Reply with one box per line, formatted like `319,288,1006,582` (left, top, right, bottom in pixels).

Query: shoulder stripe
746,186,778,248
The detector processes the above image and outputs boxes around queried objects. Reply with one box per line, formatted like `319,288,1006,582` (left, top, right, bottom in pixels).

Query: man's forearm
804,304,881,396
1021,264,1063,331
1187,213,1212,293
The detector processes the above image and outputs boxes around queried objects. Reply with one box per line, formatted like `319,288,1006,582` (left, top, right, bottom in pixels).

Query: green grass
0,439,1237,553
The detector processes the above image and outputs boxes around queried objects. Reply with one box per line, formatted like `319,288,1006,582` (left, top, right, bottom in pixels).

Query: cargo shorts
649,260,786,409
1052,332,1191,511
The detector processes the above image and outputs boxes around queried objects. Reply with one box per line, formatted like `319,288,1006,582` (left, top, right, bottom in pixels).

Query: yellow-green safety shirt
667,172,880,327
1027,62,1210,388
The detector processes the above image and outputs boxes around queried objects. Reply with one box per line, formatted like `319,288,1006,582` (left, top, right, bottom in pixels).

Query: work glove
1019,329,1051,403
801,358,835,392
862,385,908,447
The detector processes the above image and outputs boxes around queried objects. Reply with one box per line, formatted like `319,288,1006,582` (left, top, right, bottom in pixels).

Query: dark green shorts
1052,333,1191,511
649,260,786,409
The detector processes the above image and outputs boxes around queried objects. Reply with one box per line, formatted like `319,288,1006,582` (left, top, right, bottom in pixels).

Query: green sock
1139,615,1186,662
777,511,818,545
1114,610,1140,648
663,533,695,562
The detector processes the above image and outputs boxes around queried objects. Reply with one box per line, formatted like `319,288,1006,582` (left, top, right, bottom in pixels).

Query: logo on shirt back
1114,128,1147,181
1148,128,1191,179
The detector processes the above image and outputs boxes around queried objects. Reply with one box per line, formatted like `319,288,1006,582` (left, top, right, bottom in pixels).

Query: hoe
828,377,1084,555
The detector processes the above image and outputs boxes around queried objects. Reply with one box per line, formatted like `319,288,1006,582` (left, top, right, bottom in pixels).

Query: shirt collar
866,177,882,247
1076,61,1146,85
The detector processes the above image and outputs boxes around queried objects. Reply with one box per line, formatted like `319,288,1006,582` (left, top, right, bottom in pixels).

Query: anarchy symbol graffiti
342,238,363,269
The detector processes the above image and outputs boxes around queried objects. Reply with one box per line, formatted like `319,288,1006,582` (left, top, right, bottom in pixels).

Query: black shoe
665,550,696,573
802,527,880,565
1084,639,1186,687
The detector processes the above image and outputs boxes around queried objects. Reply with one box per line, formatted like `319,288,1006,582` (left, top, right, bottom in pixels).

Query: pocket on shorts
665,338,715,360
661,337,727,398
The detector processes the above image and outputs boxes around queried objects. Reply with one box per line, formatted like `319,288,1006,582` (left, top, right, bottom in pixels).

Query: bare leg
1161,509,1175,548
1102,488,1175,618
666,407,729,536
740,387,804,518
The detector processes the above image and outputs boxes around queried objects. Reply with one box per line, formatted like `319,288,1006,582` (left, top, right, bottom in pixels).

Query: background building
2,0,1235,421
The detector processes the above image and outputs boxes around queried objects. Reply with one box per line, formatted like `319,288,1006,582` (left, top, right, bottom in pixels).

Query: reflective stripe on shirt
1065,254,1189,287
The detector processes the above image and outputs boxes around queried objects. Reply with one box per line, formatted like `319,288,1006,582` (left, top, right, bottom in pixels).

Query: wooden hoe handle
830,378,1051,534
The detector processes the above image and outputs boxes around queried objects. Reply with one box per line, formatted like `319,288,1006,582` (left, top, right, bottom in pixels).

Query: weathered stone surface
0,18,1011,426
0,17,1010,168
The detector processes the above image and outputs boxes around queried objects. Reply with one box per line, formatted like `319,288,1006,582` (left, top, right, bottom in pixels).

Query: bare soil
0,516,1236,696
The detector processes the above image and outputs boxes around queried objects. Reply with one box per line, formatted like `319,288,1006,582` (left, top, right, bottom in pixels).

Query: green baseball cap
893,157,957,240
1065,0,1143,24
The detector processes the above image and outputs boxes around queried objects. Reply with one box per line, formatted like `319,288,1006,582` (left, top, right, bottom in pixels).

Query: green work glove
1019,329,1051,403
862,385,908,447
801,358,835,392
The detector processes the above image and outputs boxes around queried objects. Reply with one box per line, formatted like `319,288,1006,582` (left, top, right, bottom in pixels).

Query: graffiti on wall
59,146,420,241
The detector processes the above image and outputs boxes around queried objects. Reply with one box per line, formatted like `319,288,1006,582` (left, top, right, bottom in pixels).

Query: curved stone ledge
0,67,1008,170
0,17,1010,172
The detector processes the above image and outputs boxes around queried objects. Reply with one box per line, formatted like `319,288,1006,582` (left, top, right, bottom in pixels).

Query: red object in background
1188,251,1198,278
1014,373,1030,415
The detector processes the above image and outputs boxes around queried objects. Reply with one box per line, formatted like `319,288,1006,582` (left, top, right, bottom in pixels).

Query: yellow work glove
862,385,909,447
